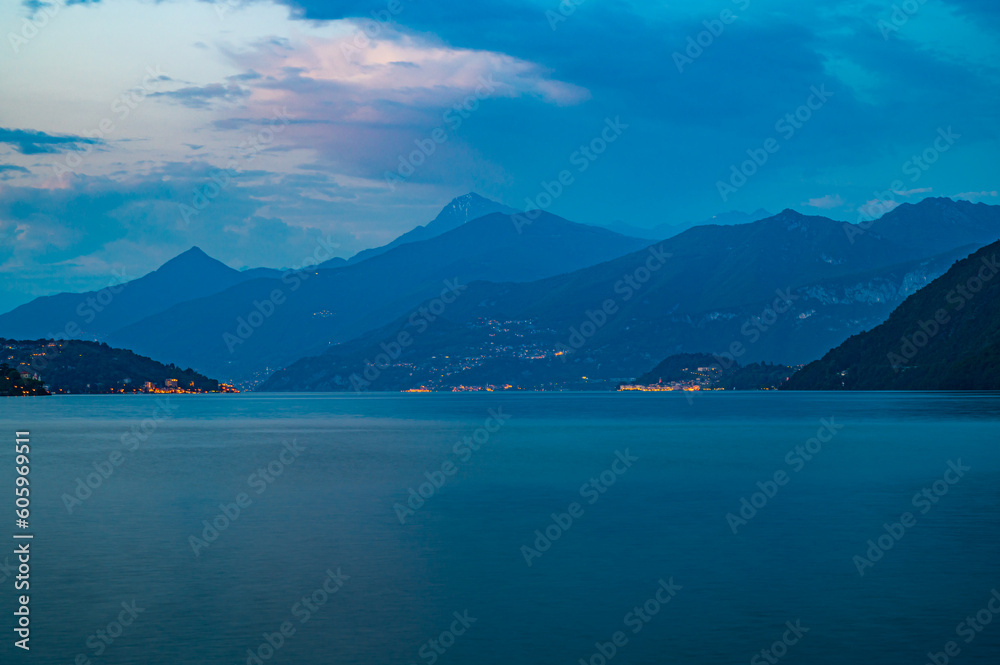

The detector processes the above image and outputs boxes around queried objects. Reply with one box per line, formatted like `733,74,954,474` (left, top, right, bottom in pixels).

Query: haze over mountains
262,198,1000,391
784,238,1000,390
3,194,998,390
104,209,650,380
600,209,773,240
335,193,517,266
0,247,276,341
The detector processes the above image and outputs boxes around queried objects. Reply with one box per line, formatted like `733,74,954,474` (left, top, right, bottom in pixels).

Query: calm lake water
1,392,999,664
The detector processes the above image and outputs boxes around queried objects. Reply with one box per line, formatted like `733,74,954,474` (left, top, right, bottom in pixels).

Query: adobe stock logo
716,84,833,202
887,253,999,373
672,0,751,73
852,459,969,576
520,450,638,566
8,1,65,53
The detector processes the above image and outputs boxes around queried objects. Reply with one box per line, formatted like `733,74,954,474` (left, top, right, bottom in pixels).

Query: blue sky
0,0,997,311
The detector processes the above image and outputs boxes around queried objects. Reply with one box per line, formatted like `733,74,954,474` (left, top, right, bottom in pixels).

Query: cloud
0,165,364,302
804,194,844,209
223,23,591,113
858,198,900,218
954,190,998,201
0,165,30,181
150,83,251,109
0,0,997,301
893,187,932,196
0,128,101,155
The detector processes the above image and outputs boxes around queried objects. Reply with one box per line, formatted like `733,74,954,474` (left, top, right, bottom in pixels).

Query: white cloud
0,0,588,185
804,194,844,209
892,187,932,196
858,198,900,219
954,190,998,202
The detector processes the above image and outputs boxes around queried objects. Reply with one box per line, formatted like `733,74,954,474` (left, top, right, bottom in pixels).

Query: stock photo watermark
717,84,833,202
554,244,670,359
844,127,960,243
413,610,477,665
713,288,799,369
384,75,500,190
513,116,628,233
394,407,511,524
887,252,998,372
726,417,843,534
244,567,349,664
52,66,168,179
577,578,682,665
852,459,970,576
349,278,468,391
62,397,178,514
672,0,751,73
749,620,809,665
340,0,411,54
189,439,306,556
520,449,638,566
46,269,131,341
877,0,930,39
545,0,587,30
179,107,291,225
222,236,342,353
922,588,1000,665
74,600,145,664
8,0,65,53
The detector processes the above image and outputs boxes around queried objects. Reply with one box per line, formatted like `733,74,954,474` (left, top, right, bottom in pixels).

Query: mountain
1,338,223,394
601,209,772,240
630,352,796,391
782,240,1000,390
862,197,1000,256
327,192,517,267
0,362,48,396
703,209,773,226
259,199,1000,392
105,211,652,383
0,247,263,340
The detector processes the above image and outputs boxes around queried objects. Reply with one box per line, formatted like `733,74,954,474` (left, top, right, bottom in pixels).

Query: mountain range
260,198,1000,391
0,247,274,341
783,239,1000,390
332,192,517,267
600,208,773,239
3,194,999,390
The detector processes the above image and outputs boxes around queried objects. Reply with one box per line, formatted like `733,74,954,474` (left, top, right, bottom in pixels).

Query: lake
1,392,999,664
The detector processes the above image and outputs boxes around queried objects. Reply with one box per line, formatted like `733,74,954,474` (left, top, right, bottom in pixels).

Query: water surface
1,392,998,664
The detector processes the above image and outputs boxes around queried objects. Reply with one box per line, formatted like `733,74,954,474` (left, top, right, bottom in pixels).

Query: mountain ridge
260,198,1000,391
104,209,652,382
0,244,257,340
331,192,517,267
782,238,1000,390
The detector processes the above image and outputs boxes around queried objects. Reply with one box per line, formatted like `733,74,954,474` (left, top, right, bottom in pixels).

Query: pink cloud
892,187,932,197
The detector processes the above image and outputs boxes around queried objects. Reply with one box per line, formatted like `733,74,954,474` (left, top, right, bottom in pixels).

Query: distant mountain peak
155,246,233,275
446,192,491,206
340,193,517,266
768,208,810,226
430,192,515,225
880,196,991,223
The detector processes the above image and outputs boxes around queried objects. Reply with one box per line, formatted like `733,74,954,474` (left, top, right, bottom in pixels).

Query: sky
0,0,998,311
